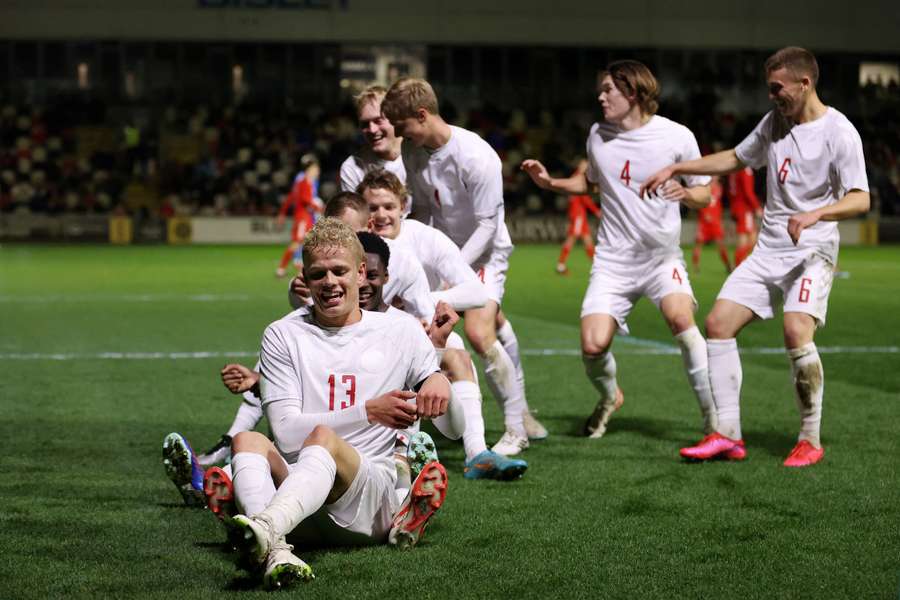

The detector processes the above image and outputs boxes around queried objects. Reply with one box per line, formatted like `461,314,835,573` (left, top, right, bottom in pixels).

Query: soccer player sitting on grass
222,218,450,589
641,47,870,467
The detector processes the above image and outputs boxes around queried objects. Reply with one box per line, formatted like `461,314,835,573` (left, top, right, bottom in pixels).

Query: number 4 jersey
586,115,710,259
258,306,439,462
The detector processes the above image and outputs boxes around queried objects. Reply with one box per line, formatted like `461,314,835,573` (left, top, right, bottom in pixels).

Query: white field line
0,293,253,303
2,345,897,361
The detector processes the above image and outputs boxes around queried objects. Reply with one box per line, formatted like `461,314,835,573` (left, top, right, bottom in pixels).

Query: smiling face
597,74,633,124
388,111,428,147
303,245,365,326
363,187,404,240
358,99,398,156
767,66,809,120
358,250,388,311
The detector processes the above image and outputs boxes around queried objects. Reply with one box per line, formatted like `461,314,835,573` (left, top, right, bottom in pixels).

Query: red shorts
734,212,756,235
696,221,724,243
567,216,590,237
291,218,311,242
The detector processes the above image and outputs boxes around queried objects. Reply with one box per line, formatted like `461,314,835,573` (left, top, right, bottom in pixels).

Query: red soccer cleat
783,440,825,467
203,466,236,521
388,461,447,549
680,433,746,461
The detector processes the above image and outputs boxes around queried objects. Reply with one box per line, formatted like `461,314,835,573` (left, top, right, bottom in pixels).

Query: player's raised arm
641,149,745,199
521,159,590,195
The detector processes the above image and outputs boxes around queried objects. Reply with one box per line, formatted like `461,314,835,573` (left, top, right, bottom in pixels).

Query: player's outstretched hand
521,159,553,189
415,373,450,420
366,390,418,429
658,179,687,203
787,211,819,245
221,363,259,394
640,166,676,198
427,301,460,349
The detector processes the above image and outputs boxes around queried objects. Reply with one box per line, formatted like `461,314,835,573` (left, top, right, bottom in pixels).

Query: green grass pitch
1,243,898,599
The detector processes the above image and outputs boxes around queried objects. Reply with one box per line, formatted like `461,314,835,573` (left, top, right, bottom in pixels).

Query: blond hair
356,169,408,203
354,85,388,115
301,217,364,265
765,46,819,86
382,78,439,122
601,60,660,116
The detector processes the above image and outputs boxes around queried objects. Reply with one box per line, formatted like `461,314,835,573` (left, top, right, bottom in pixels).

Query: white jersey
735,107,868,263
586,115,710,259
340,148,406,193
258,306,439,462
383,237,435,320
402,125,513,268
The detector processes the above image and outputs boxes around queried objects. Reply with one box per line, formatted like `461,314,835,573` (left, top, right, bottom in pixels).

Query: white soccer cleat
523,411,549,440
584,388,625,439
229,514,276,569
491,430,530,456
263,541,314,590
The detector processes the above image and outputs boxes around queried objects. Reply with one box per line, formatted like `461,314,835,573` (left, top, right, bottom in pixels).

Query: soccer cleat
263,542,314,590
229,514,276,569
555,263,569,275
162,432,205,506
583,387,625,439
203,467,236,522
491,430,529,456
388,461,447,549
523,410,549,440
197,434,232,468
275,267,286,278
680,433,746,461
463,450,528,481
406,431,438,482
783,440,824,467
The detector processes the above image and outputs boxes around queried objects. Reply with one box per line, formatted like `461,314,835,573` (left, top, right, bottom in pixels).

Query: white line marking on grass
2,346,897,361
0,293,253,303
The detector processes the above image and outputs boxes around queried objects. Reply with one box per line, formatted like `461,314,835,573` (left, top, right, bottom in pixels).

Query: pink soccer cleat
783,440,824,467
388,461,447,549
680,433,746,461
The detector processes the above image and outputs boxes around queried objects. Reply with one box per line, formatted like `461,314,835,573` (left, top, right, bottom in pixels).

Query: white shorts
286,449,398,548
474,248,510,306
717,250,834,326
580,252,696,335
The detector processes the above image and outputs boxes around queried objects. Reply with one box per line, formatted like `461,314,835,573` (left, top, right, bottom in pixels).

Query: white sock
582,350,618,405
675,326,717,434
257,445,336,539
451,380,487,461
433,385,466,441
497,320,531,413
707,338,742,440
482,340,526,436
787,342,824,448
231,451,276,517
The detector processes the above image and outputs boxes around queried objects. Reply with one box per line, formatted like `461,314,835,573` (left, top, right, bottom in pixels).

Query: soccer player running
692,175,732,273
227,218,451,588
522,60,718,442
381,78,540,456
727,164,763,267
557,158,602,275
275,153,321,278
641,47,870,467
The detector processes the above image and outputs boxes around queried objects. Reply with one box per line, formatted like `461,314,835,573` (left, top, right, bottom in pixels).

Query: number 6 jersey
258,306,439,463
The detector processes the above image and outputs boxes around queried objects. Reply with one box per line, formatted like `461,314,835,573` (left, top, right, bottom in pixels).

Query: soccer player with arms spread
226,218,451,588
642,47,870,467
522,60,718,443
381,78,541,456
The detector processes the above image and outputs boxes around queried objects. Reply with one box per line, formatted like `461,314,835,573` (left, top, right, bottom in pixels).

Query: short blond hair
301,217,364,265
765,46,819,86
354,85,387,115
382,78,439,122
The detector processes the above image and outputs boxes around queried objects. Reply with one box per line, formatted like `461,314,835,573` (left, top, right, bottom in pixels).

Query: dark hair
325,191,369,219
764,46,819,86
357,169,408,202
356,231,390,269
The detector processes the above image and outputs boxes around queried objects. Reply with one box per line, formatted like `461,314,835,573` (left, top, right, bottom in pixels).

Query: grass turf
1,243,898,599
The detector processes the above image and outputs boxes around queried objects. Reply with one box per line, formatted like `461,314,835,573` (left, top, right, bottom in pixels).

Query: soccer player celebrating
275,153,321,278
557,159,602,275
692,176,732,273
227,218,451,588
522,60,718,441
727,164,763,266
340,86,407,194
381,78,538,456
642,47,869,467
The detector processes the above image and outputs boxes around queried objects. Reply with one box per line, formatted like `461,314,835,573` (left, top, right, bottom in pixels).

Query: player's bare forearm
816,190,871,221
521,159,589,194
680,185,711,210
642,150,745,198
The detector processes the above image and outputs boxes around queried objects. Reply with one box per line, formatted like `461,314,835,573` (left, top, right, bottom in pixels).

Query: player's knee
441,348,474,381
783,314,814,348
232,430,269,453
464,322,493,355
581,337,610,357
705,311,732,339
666,312,695,336
305,425,337,449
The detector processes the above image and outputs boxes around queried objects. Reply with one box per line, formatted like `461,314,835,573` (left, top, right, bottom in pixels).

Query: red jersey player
275,154,321,278
727,166,762,266
692,176,731,273
557,159,602,275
